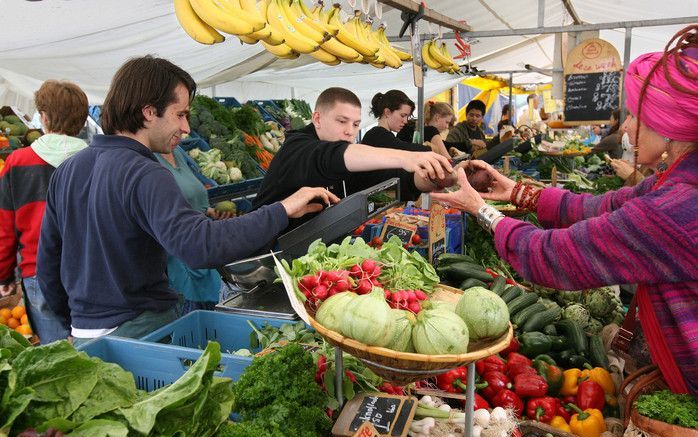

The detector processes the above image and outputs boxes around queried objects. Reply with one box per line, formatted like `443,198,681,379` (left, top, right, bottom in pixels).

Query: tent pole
418,73,425,143
508,73,513,123
620,28,632,121
538,0,545,28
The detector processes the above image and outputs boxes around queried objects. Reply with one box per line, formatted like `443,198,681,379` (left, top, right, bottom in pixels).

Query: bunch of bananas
174,0,412,69
421,39,461,74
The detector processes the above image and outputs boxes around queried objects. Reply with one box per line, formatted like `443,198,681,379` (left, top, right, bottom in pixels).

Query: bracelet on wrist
476,204,505,235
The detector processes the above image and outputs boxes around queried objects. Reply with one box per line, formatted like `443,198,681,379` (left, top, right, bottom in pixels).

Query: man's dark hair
526,94,538,103
101,56,196,135
315,87,361,112
466,99,486,115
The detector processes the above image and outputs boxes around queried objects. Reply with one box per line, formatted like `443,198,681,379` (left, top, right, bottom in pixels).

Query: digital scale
215,178,402,319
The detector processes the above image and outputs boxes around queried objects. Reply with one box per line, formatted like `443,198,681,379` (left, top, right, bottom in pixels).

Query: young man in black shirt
252,87,455,232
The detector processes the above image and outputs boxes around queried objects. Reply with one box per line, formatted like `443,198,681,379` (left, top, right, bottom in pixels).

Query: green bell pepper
533,356,564,396
550,335,567,351
518,332,553,358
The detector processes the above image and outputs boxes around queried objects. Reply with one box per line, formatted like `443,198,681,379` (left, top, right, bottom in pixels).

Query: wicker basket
307,284,514,385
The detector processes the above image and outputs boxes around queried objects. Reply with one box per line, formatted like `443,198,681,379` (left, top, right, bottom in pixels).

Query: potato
466,168,494,192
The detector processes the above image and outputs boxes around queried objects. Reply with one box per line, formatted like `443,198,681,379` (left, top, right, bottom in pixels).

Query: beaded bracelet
510,181,524,205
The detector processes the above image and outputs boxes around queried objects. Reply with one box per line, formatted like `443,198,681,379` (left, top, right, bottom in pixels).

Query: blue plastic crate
213,97,242,108
139,310,288,354
78,336,252,392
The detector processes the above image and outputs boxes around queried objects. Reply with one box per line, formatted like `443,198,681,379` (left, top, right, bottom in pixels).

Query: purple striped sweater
495,151,698,395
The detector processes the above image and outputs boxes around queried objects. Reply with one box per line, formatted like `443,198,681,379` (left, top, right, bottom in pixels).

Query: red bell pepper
513,373,549,398
557,402,572,422
576,380,605,410
476,355,506,375
481,371,512,401
492,389,524,417
509,364,538,378
500,337,520,358
473,393,490,411
507,352,532,369
526,396,559,423
436,366,468,393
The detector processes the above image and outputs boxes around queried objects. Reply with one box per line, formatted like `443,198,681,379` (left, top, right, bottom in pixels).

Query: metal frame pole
335,347,344,409
538,0,546,28
464,362,476,437
620,27,632,121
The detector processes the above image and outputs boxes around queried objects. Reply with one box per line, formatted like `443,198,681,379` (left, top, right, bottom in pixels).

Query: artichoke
557,290,584,306
585,318,604,335
562,303,590,328
585,288,615,318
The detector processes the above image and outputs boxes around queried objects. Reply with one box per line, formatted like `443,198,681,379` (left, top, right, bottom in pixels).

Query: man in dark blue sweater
37,56,336,344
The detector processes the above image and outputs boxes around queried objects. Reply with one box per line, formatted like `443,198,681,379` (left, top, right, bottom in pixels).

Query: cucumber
489,276,507,295
507,292,539,315
555,319,588,355
511,302,547,327
437,263,492,282
459,278,488,290
522,306,562,332
588,335,610,370
543,324,558,336
501,286,524,303
437,253,476,265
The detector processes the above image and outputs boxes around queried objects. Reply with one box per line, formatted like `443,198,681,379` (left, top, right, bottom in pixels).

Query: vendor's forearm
343,144,406,172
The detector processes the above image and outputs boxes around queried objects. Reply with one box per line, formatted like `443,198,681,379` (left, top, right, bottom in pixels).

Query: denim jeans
22,276,70,344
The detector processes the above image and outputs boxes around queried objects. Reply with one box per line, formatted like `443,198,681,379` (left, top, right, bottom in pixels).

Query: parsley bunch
634,390,698,429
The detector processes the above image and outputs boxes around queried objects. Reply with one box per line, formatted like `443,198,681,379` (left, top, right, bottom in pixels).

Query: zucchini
522,306,562,332
437,253,476,265
543,324,558,336
437,262,492,282
507,292,539,315
459,278,488,290
555,319,588,355
511,302,547,327
490,276,507,295
501,286,524,303
588,335,610,370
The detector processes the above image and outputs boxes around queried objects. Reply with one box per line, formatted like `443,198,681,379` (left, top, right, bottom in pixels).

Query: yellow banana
189,0,262,35
281,0,329,43
261,40,300,58
322,58,341,66
314,4,340,35
440,42,460,71
428,39,452,68
421,41,442,70
352,16,380,53
321,37,361,62
376,27,411,61
299,2,338,36
369,27,401,68
238,35,259,44
173,0,225,44
218,0,268,28
309,47,339,63
266,0,320,53
326,5,376,58
369,61,386,69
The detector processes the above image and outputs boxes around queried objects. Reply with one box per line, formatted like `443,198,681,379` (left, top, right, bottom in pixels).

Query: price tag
352,422,380,437
332,392,417,437
428,204,446,266
380,217,417,246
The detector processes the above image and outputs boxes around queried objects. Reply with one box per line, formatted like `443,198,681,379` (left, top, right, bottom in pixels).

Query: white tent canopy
1,0,693,118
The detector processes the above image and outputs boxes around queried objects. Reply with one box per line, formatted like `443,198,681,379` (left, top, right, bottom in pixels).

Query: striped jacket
0,148,54,283
495,151,698,395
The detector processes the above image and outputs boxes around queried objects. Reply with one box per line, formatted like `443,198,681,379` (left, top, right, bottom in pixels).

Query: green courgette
518,331,552,358
543,324,558,336
549,335,567,351
507,292,539,315
437,262,493,282
522,306,562,332
459,278,488,290
489,276,507,295
588,335,610,370
501,286,524,303
511,302,547,327
437,253,476,265
555,319,588,355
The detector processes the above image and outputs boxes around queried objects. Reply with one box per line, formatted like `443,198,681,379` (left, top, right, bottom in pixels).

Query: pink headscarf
624,46,698,142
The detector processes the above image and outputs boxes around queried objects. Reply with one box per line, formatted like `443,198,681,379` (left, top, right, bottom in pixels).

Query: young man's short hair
34,80,88,136
315,87,361,112
101,56,196,135
466,99,486,115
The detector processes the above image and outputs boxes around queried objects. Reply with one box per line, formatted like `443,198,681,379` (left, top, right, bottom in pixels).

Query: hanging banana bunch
421,39,462,74
173,0,414,70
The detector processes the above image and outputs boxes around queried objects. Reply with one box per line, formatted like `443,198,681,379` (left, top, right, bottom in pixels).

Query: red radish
302,290,312,299
335,279,349,292
407,291,417,302
411,234,422,245
326,271,341,282
302,275,319,288
384,289,391,299
370,265,382,278
350,265,362,276
408,301,421,313
414,290,428,301
327,289,338,297
314,285,328,299
361,259,377,273
356,279,372,294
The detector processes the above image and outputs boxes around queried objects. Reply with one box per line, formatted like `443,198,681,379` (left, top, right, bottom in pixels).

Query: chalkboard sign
380,218,416,246
430,238,446,267
564,71,620,122
332,393,416,437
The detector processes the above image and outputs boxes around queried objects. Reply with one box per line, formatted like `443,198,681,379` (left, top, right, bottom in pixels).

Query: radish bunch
298,269,352,308
385,289,428,314
348,259,383,294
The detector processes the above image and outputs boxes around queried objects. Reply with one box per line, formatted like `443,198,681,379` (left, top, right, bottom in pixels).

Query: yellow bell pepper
550,416,572,433
568,404,606,437
580,365,615,395
561,368,583,396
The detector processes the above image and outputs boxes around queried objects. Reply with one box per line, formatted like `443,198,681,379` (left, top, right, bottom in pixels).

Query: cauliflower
228,166,243,182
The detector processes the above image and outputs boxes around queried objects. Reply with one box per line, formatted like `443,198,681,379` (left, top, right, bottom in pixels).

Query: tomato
411,234,422,245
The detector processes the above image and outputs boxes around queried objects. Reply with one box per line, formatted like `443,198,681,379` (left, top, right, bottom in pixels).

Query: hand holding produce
280,186,340,218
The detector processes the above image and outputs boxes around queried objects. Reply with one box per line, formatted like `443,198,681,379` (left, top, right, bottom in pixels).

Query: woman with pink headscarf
432,25,698,395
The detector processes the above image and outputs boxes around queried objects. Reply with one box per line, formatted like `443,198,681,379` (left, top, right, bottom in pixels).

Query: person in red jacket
0,80,89,343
